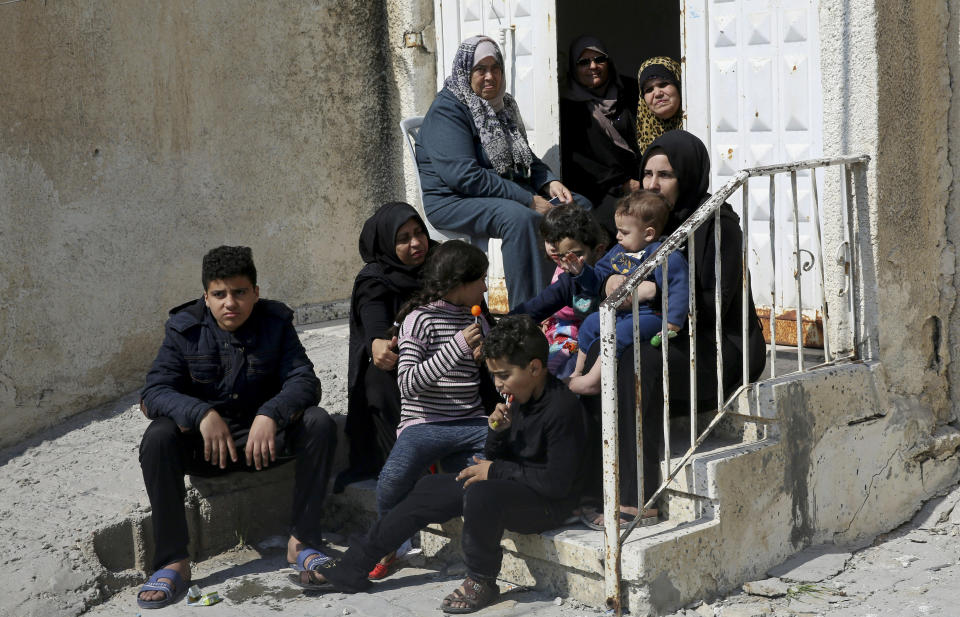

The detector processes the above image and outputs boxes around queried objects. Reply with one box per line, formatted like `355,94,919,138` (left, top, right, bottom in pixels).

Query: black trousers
579,342,663,508
323,473,568,592
139,407,337,571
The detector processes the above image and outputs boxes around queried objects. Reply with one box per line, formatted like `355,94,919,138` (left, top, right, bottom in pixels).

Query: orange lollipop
471,305,482,324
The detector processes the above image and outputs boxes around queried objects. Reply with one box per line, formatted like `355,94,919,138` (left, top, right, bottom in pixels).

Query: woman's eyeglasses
576,55,609,68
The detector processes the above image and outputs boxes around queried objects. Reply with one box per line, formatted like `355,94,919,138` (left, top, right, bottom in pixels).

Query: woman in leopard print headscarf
635,56,684,155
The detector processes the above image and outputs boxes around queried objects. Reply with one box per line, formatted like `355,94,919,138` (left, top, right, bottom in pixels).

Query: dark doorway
556,2,681,88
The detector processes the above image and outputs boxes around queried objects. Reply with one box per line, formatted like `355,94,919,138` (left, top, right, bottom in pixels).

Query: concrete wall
635,362,960,615
819,0,956,427
385,0,439,208
0,1,412,448
948,0,960,427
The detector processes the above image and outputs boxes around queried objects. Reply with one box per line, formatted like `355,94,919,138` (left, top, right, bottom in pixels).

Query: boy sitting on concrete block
136,245,337,609
289,314,588,614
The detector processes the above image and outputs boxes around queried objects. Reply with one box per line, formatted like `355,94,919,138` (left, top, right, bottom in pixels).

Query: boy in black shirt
290,315,588,614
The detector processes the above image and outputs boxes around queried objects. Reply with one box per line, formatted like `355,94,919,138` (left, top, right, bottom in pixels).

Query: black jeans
323,473,567,592
139,406,337,571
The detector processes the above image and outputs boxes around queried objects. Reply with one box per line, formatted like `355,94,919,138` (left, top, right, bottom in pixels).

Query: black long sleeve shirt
484,375,588,511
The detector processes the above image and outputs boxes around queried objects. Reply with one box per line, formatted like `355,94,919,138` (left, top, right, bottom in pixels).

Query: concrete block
184,462,296,561
767,544,851,582
742,578,790,598
720,601,773,617
323,479,380,535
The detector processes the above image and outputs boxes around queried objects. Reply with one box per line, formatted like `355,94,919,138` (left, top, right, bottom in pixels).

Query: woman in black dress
560,35,641,242
336,202,434,491
581,130,766,529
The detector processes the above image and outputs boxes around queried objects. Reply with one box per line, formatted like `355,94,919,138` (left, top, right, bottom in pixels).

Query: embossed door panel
683,0,824,319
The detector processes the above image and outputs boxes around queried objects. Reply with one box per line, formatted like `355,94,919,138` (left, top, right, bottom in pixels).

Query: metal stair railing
598,155,873,614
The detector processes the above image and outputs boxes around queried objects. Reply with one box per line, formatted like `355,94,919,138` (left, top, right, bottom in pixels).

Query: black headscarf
356,202,428,295
566,35,620,95
639,129,711,236
563,35,635,156
349,202,434,391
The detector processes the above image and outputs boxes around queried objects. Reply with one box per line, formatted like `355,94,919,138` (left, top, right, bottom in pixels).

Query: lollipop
471,304,482,324
491,394,513,429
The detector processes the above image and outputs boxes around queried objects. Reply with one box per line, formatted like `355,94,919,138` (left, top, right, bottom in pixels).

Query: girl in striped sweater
371,240,493,577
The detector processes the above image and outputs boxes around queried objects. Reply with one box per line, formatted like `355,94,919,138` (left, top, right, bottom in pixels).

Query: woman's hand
605,277,657,310
635,280,657,303
546,180,573,204
531,194,554,215
461,323,483,350
604,274,628,298
622,179,641,194
371,337,399,371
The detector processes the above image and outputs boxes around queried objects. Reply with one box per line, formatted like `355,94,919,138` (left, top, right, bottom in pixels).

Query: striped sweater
397,299,490,432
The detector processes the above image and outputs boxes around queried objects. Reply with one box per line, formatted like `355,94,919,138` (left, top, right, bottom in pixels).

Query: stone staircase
70,317,943,617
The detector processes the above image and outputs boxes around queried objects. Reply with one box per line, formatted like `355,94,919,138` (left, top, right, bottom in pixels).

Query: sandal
290,547,333,572
440,576,500,614
136,567,189,609
579,507,658,531
288,569,335,591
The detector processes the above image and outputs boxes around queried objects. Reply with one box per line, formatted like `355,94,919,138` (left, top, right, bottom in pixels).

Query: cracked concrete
666,483,960,617
839,447,904,536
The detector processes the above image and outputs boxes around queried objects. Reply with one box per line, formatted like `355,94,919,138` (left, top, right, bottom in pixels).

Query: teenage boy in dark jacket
290,314,588,614
136,245,337,609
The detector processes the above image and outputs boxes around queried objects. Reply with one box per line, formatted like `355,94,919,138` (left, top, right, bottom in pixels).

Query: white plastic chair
399,116,487,251
401,115,506,308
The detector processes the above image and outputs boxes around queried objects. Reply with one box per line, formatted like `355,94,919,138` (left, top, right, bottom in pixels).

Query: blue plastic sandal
136,567,188,609
290,547,333,572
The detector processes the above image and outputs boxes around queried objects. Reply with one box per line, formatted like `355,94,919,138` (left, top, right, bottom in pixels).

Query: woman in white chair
416,35,587,309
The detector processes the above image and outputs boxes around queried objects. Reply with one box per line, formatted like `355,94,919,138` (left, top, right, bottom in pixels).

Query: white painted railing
598,155,872,613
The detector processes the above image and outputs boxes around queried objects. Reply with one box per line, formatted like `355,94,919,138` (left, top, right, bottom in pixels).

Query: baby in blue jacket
564,190,689,395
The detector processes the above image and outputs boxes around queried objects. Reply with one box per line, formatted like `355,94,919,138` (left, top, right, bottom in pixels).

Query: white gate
682,0,825,330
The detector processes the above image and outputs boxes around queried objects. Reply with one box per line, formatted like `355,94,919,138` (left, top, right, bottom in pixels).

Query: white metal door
682,0,824,319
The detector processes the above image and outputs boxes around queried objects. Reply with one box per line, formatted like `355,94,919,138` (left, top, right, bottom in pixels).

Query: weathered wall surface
948,0,960,425
0,1,407,447
634,363,960,615
385,0,438,208
820,0,954,426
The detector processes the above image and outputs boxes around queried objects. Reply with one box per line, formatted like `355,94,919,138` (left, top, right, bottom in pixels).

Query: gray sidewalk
82,539,595,617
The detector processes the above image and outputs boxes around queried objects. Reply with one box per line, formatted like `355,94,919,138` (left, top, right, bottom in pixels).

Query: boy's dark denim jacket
140,298,321,432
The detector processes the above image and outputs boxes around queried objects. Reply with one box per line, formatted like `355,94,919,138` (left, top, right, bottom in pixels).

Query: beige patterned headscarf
635,56,684,155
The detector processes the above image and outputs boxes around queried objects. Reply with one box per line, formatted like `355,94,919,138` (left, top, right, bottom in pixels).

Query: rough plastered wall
820,0,954,426
948,0,960,423
385,0,438,209
0,1,404,448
